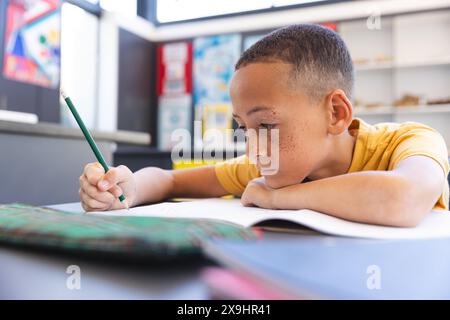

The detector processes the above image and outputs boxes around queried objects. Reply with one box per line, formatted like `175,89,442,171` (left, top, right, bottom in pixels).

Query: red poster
319,22,338,32
157,42,192,97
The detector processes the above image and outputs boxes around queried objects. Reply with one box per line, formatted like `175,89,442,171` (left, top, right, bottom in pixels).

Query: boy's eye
238,126,247,132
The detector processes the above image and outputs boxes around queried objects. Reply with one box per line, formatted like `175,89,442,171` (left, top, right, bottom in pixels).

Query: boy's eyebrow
233,106,272,119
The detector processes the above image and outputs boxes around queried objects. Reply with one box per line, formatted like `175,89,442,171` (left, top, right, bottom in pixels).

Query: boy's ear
324,89,353,135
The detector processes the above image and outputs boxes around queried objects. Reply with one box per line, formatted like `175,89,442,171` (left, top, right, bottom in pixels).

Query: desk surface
0,202,306,300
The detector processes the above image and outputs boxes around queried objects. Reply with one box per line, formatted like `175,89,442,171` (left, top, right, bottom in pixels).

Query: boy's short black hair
236,24,354,102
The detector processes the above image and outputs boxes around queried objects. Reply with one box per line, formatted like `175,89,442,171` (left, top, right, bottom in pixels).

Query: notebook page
90,198,450,239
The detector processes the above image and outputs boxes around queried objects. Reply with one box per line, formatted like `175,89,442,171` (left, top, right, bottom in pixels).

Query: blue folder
203,236,450,299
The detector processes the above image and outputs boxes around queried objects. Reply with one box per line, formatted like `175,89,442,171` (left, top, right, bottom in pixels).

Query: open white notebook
91,198,450,240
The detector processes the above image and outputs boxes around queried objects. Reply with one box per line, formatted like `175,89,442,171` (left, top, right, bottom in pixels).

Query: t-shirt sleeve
389,126,449,176
214,155,261,196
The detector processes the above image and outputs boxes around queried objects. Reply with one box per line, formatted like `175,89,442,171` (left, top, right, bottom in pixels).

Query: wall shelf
355,104,450,116
355,56,450,72
339,10,450,147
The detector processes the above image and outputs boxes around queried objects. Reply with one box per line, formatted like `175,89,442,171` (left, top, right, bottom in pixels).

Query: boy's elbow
383,186,429,228
386,208,425,228
381,158,445,228
380,181,432,228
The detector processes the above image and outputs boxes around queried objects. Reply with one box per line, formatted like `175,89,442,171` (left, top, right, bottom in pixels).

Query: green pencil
61,90,129,210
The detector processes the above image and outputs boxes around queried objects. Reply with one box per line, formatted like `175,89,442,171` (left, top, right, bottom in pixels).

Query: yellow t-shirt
214,118,450,210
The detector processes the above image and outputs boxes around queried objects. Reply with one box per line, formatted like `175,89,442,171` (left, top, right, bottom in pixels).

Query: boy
79,24,449,227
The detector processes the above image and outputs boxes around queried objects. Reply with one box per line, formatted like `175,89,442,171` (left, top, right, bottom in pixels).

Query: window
156,0,334,23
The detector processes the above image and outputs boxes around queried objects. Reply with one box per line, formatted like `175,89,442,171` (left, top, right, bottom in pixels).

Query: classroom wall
117,27,156,137
0,3,157,134
147,0,450,157
90,11,158,136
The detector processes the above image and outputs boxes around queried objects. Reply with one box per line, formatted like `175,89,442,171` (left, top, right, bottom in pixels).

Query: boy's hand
79,162,136,212
241,177,277,209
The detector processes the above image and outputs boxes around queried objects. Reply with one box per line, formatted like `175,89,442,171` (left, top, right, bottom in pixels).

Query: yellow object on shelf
172,159,220,170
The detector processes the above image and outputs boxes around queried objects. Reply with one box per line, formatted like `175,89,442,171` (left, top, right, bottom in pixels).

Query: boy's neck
307,130,357,181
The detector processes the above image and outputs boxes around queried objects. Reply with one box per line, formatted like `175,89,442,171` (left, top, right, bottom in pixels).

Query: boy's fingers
240,190,254,207
81,180,116,204
109,185,123,198
84,162,105,185
97,165,130,191
79,189,111,211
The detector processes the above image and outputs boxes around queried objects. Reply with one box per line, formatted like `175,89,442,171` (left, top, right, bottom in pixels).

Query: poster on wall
202,103,233,146
3,0,61,89
193,34,241,148
158,95,192,151
319,22,337,31
193,34,241,111
157,42,193,96
157,42,193,151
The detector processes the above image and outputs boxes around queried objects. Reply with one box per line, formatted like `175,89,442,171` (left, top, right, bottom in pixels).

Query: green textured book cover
0,203,257,260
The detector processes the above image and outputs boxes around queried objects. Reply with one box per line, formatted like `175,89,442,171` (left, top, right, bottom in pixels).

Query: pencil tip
124,199,130,211
60,90,67,99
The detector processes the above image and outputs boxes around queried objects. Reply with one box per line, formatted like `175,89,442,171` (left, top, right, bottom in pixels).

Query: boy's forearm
272,171,425,227
169,165,229,199
133,165,228,206
133,167,174,206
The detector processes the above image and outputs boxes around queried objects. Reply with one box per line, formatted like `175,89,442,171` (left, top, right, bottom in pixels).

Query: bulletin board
156,41,193,150
3,0,61,89
193,34,242,148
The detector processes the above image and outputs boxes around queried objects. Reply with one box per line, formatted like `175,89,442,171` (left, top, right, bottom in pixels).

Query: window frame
149,0,354,25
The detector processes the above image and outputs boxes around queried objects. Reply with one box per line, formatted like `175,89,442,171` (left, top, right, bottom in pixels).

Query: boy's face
230,62,330,189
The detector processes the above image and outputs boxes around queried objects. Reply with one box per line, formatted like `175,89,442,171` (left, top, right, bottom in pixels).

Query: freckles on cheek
277,134,300,170
280,135,294,152
279,127,302,155
278,130,312,173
